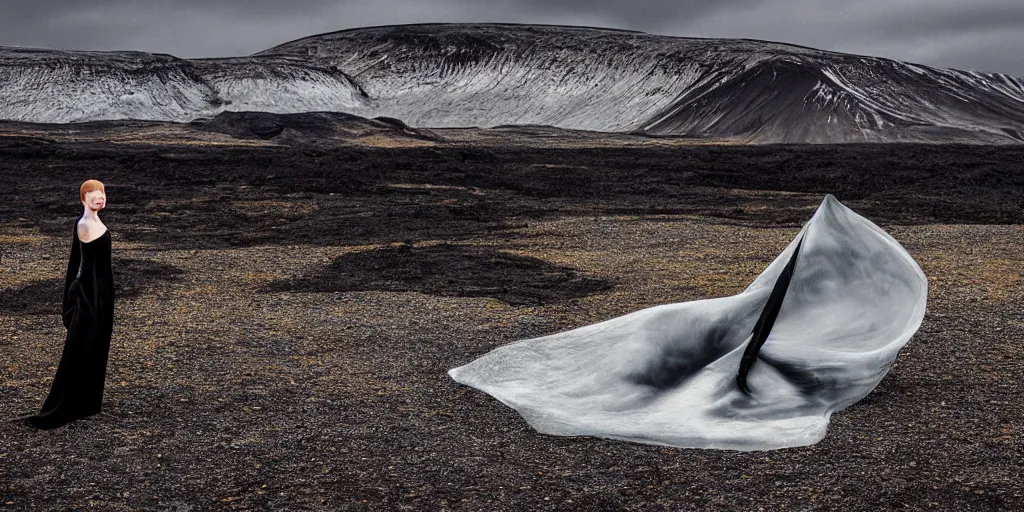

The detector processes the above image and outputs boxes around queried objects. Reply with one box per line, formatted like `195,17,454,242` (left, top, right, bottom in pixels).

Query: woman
26,179,115,430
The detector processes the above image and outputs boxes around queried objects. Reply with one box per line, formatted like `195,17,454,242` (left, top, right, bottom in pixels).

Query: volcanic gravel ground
1,136,1023,510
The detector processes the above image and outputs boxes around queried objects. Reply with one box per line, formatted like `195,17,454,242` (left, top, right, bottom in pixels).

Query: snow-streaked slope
259,25,795,132
0,48,367,123
642,55,1024,142
2,24,1023,143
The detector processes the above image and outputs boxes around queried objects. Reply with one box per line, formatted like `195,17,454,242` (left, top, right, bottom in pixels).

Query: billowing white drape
449,195,927,450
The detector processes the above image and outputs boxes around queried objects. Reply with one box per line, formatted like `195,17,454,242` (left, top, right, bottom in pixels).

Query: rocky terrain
0,120,1022,510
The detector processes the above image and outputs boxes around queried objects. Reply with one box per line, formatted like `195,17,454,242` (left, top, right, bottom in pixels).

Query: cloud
671,0,1024,73
0,0,1021,74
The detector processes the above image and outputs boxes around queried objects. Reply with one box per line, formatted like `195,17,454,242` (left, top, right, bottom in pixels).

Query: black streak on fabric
736,235,805,394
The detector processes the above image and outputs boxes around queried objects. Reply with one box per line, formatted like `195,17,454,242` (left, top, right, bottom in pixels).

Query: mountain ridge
1,23,1022,143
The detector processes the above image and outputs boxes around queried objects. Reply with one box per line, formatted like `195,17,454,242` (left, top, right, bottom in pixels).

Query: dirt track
1,124,1023,510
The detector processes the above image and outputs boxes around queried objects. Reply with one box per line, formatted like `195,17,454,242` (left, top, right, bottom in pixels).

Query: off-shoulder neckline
78,228,109,244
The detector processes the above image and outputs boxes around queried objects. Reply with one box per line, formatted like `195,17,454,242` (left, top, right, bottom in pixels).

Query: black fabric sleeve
61,223,81,329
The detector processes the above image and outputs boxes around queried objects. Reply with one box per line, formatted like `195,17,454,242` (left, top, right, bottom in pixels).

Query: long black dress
26,224,114,429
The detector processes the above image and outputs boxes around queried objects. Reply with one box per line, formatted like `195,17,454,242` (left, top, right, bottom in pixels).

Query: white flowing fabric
449,195,928,450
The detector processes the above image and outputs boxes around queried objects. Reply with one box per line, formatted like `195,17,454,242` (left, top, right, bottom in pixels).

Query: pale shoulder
76,218,108,243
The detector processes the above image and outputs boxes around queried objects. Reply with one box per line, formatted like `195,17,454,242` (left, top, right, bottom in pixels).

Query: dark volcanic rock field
1,134,1023,510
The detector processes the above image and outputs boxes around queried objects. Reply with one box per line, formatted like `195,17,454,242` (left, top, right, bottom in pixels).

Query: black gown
26,225,114,429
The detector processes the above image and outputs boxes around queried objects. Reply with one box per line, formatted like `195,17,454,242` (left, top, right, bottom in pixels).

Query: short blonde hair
80,179,105,203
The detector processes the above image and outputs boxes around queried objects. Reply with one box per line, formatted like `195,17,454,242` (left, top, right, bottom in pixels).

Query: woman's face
84,189,106,211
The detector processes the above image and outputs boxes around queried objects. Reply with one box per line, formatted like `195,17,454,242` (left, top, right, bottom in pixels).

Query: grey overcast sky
1,0,1022,74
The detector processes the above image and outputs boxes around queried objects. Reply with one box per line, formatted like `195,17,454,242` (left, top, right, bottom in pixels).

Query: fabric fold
449,195,927,450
